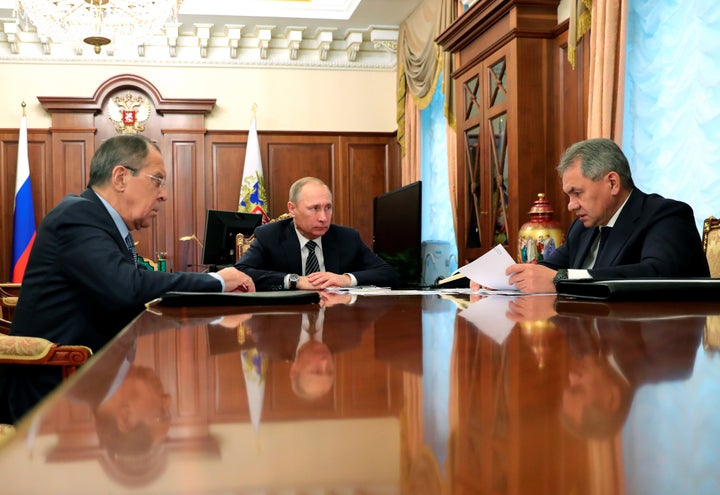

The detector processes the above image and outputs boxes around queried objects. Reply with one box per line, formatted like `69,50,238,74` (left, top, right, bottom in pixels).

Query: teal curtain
420,71,458,279
622,0,720,233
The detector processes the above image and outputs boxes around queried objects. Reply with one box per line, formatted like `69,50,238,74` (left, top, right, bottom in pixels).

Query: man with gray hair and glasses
11,134,255,352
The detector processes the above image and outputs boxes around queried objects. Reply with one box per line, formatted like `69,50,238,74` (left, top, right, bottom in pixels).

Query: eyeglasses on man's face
123,165,168,188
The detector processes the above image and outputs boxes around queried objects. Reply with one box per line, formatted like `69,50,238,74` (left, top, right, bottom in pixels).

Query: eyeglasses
123,165,168,188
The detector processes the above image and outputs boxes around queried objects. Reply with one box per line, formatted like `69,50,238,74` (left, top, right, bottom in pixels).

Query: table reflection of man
93,365,171,457
211,292,376,401
497,295,705,438
555,311,703,439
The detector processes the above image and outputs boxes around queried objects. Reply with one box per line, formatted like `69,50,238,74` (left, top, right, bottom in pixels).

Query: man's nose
567,198,578,211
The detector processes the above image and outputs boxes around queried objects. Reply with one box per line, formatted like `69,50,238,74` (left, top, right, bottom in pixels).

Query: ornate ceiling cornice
0,19,399,70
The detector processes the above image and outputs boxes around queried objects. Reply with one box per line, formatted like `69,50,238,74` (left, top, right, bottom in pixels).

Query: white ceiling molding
0,18,399,69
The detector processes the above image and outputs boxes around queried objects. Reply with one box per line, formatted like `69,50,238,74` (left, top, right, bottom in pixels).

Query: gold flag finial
251,103,258,118
21,100,26,117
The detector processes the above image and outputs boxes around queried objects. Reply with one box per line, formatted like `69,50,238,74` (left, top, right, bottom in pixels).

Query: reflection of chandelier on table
17,0,182,54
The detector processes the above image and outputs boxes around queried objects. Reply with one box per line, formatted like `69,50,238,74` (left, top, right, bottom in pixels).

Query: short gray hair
87,134,160,188
557,138,634,189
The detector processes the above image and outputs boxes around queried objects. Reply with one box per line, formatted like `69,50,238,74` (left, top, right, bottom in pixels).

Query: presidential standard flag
238,115,269,223
11,111,36,283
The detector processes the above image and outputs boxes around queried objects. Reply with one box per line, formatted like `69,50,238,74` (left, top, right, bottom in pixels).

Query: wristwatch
288,273,299,290
552,269,568,289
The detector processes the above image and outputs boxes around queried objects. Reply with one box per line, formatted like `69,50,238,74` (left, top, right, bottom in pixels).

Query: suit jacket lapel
595,190,643,267
572,226,598,268
281,221,303,273
321,227,340,273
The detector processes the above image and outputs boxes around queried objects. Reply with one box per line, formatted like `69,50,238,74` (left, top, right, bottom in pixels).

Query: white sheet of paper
459,296,516,345
457,244,518,291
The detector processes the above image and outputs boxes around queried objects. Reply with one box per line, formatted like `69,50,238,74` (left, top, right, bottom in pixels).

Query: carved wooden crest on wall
109,92,151,134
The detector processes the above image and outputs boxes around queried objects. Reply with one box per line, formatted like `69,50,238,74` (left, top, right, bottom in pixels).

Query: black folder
155,290,321,307
556,278,720,301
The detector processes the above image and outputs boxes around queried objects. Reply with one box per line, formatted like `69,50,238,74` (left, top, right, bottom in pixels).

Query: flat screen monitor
373,181,422,287
202,210,263,267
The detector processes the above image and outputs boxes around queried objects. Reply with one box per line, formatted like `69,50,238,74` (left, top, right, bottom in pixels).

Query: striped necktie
125,233,138,268
305,240,320,275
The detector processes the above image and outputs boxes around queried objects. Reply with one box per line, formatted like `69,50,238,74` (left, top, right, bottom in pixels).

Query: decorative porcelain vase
517,193,565,263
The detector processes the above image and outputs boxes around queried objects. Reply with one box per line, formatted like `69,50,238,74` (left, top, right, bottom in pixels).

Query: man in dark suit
235,176,400,291
10,134,255,352
500,138,709,293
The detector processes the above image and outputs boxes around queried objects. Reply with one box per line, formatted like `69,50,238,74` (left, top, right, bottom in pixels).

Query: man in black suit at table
235,176,400,291
474,138,709,294
10,134,255,352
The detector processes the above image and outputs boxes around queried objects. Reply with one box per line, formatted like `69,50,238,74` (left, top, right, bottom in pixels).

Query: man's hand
319,292,353,307
298,272,352,290
505,263,557,294
217,267,256,292
506,295,557,321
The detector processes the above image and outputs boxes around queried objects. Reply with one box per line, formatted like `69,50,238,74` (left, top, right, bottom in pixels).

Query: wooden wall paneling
48,132,94,210
551,22,589,231
159,132,206,273
0,131,15,282
511,36,556,245
0,130,51,282
340,135,399,247
265,135,336,219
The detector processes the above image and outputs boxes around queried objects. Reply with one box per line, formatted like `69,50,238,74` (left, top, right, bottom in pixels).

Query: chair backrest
235,213,291,261
703,216,720,277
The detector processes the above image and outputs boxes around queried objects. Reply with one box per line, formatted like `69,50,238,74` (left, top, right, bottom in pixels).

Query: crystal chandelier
17,0,183,54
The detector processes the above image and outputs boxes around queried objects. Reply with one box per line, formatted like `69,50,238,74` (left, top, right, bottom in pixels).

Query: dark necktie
597,226,612,260
125,233,138,268
305,240,320,275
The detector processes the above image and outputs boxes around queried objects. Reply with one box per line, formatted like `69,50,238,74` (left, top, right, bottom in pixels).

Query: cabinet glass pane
464,125,481,248
489,59,507,107
464,76,480,119
489,114,508,245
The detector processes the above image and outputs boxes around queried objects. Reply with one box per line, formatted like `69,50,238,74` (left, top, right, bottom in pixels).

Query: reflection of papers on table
456,244,518,291
459,296,516,345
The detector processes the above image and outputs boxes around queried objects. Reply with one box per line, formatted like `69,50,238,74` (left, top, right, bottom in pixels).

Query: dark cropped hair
87,134,160,188
557,138,634,190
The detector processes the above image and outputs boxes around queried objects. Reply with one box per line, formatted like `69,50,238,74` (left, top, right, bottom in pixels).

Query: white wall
0,63,398,132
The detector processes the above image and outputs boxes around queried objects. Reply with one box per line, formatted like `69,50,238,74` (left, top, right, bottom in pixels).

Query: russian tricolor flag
11,113,36,283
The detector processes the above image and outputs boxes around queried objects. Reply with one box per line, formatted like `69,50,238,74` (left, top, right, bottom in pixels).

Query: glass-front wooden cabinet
438,0,561,264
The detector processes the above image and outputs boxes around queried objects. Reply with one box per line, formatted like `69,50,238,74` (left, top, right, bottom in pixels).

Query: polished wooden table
1,292,719,494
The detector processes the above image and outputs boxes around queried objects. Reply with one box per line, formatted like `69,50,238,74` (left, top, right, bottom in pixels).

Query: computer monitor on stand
201,210,263,270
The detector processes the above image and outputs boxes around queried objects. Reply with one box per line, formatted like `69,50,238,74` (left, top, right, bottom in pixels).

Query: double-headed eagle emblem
109,93,151,134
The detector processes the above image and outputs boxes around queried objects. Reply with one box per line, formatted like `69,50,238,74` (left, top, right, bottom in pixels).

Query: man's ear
112,164,130,191
607,171,621,194
287,201,296,216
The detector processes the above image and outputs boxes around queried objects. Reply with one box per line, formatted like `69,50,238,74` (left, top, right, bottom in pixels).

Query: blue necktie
125,233,138,268
305,240,320,275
